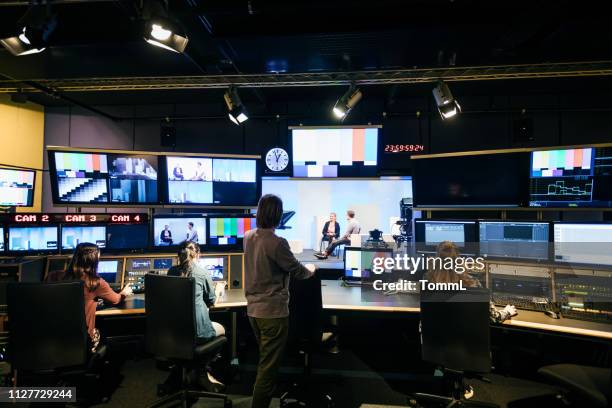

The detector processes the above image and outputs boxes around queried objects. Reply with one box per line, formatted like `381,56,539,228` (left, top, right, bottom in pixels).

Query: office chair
145,274,231,408
537,364,611,407
410,289,498,408
280,273,334,408
7,281,110,404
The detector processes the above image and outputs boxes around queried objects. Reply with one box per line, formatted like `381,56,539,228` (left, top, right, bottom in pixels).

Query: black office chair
145,273,231,408
537,364,611,407
410,288,498,408
280,273,333,408
7,281,109,403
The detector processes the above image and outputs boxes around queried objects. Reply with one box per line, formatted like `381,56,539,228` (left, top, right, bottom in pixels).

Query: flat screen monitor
61,225,106,250
153,215,207,247
414,220,478,254
412,153,527,207
50,151,109,204
153,258,173,270
344,247,394,280
98,259,121,283
197,256,225,281
165,156,259,207
291,127,379,177
479,221,550,261
529,147,612,208
106,224,149,251
0,168,35,207
8,226,58,252
130,259,151,271
0,227,4,252
553,223,612,266
208,216,254,247
108,154,159,204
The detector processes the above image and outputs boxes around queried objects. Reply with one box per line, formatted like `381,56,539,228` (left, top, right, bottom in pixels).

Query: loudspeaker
512,117,534,143
160,124,176,147
229,254,244,289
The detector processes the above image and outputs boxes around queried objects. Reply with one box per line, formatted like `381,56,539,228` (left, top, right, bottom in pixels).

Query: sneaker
464,385,474,400
314,252,328,259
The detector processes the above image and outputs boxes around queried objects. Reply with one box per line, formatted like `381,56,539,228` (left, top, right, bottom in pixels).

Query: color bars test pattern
209,217,253,245
531,148,593,177
55,152,108,176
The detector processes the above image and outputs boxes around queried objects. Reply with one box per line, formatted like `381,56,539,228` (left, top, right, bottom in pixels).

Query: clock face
265,148,290,172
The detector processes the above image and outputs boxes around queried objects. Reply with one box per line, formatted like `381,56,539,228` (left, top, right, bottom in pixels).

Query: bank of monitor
553,222,612,266
291,127,379,177
8,225,58,252
165,156,259,207
152,215,207,247
344,247,394,280
414,220,478,254
530,147,612,208
479,221,550,261
0,168,36,207
197,256,226,281
61,225,106,250
106,224,150,251
208,216,254,248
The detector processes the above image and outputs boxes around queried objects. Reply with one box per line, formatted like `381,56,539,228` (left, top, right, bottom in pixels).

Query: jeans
249,316,289,408
325,238,350,255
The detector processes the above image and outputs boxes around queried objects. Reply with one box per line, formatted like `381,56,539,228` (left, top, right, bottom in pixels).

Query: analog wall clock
265,147,289,172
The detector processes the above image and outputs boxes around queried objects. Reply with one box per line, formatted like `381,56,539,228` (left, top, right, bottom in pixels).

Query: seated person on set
426,241,517,322
321,212,340,249
315,210,360,259
167,241,225,390
46,242,133,352
160,224,173,245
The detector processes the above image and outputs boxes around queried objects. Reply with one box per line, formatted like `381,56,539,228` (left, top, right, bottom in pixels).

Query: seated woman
321,212,340,250
167,241,225,389
46,242,133,351
426,241,517,323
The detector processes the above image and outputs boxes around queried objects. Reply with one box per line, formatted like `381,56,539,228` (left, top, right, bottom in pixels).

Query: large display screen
479,221,550,261
414,220,478,255
291,127,379,177
412,153,527,207
529,147,612,208
553,223,612,266
208,216,254,247
8,226,58,252
166,156,259,206
61,225,106,250
108,154,158,204
106,224,150,250
153,215,207,247
0,168,35,207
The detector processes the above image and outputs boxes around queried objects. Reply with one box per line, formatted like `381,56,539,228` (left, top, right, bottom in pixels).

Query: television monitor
414,220,478,254
479,221,550,261
412,153,527,207
152,215,207,247
8,226,58,252
529,147,612,208
211,158,258,206
0,227,4,252
208,216,254,247
291,127,379,177
553,223,612,266
108,154,159,204
97,259,121,283
61,225,106,250
343,247,394,280
50,151,109,204
197,256,225,281
153,258,173,270
106,224,150,251
0,168,35,207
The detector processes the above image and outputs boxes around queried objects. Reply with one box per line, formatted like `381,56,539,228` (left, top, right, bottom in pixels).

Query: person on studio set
244,194,317,408
321,212,340,251
315,209,361,259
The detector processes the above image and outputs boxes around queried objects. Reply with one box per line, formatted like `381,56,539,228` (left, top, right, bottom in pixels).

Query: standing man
244,194,316,408
315,209,361,259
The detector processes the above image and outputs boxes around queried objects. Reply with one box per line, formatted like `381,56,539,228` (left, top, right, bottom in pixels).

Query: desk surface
97,280,612,340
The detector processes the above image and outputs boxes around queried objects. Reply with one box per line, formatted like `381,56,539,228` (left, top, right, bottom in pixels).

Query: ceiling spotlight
143,1,188,53
333,84,362,119
432,80,461,120
224,86,248,125
0,7,56,56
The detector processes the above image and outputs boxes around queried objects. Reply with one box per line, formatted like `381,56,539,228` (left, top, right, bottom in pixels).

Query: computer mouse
544,310,560,319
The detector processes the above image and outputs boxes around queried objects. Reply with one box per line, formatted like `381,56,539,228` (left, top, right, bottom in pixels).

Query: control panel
556,268,612,323
123,256,176,293
488,263,554,312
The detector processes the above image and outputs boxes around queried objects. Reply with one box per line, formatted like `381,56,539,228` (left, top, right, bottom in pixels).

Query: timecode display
384,144,425,153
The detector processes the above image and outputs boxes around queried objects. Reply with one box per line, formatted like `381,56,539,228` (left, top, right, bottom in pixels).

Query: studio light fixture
224,86,249,125
432,80,461,120
143,1,188,53
0,6,57,56
333,84,362,119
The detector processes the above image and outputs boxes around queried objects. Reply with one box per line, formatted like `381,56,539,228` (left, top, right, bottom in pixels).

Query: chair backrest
420,288,491,374
7,281,88,371
288,274,322,348
145,273,196,360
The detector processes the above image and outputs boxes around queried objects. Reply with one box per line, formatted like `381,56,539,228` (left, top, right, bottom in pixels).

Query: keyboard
492,295,551,312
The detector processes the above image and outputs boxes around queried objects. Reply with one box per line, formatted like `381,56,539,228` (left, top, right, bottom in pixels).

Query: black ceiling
0,0,611,106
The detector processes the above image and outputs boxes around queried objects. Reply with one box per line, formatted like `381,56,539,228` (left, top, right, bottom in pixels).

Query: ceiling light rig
432,80,461,120
332,83,362,120
0,5,57,56
142,0,188,53
224,86,249,125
